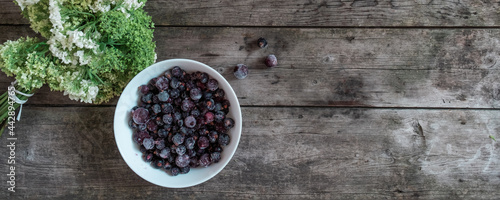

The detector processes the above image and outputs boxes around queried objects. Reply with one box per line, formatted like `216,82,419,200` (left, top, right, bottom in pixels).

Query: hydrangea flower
1,0,156,104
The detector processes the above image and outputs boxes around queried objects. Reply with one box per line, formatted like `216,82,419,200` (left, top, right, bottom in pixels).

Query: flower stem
0,92,6,102
0,90,31,137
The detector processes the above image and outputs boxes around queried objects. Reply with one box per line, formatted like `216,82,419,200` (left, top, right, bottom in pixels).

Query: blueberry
132,107,149,124
191,109,201,117
193,71,202,80
176,145,187,155
185,137,196,150
179,126,189,135
199,153,211,167
133,130,149,144
157,91,170,102
159,148,170,159
138,123,147,131
190,88,202,101
152,95,160,104
162,114,173,125
187,149,197,158
265,54,278,68
208,131,218,143
167,155,175,164
171,66,183,78
152,159,164,169
169,88,180,99
163,161,172,170
214,89,225,99
155,138,166,150
146,120,158,132
129,119,138,129
176,119,184,127
151,104,161,114
162,103,174,114
211,152,221,163
185,80,196,91
180,166,190,174
163,123,172,132
214,111,225,122
233,64,248,79
257,37,268,48
157,128,167,138
170,77,180,89
189,158,199,167
204,112,215,124
214,146,223,152
144,152,154,162
206,79,218,91
215,122,227,134
176,154,190,168
139,146,147,153
206,99,215,110
203,91,213,100
199,128,209,136
222,100,230,112
149,77,158,86
141,93,153,104
155,77,169,91
181,99,195,112
198,136,210,149
139,85,150,94
173,112,182,121
171,167,180,176
218,133,230,146
184,115,196,128
224,118,234,129
200,73,209,83
178,82,186,92
143,137,155,150
172,133,185,146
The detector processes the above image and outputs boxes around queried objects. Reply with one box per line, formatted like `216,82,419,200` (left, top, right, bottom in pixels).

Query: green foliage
1,0,156,104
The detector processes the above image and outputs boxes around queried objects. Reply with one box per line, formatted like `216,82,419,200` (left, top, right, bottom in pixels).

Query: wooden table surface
1,0,500,199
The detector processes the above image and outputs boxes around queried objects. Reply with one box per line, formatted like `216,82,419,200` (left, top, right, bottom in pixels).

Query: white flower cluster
47,0,100,65
3,0,156,104
42,0,139,103
15,0,40,11
89,0,112,13
47,0,143,67
60,71,99,103
89,0,143,18
117,0,144,18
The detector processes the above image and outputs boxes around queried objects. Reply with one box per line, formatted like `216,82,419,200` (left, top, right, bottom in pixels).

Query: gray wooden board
2,0,500,27
1,26,500,108
0,107,498,199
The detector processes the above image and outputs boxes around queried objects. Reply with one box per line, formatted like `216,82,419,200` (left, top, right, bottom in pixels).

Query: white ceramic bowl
113,59,242,188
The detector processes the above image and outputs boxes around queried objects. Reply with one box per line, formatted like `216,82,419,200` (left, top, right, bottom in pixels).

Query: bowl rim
113,58,242,188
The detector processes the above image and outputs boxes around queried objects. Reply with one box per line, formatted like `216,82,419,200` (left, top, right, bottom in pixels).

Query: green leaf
490,135,497,142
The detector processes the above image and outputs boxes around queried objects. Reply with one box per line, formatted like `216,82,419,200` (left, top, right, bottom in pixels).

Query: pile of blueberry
233,37,278,79
129,66,235,176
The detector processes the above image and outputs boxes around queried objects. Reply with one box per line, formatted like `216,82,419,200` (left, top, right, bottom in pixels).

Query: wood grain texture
1,0,500,27
1,0,498,199
2,26,500,108
0,107,498,199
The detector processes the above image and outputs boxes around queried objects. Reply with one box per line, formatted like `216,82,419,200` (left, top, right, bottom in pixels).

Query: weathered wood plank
1,26,500,108
0,107,498,199
1,0,500,27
